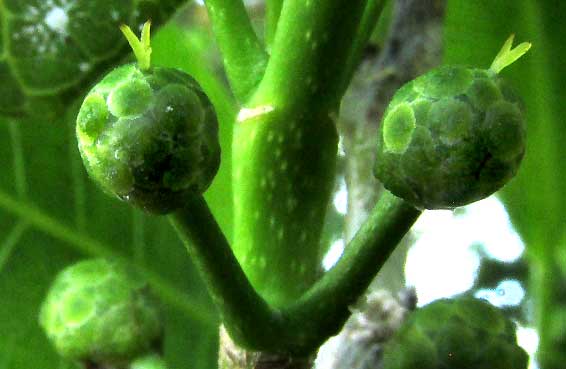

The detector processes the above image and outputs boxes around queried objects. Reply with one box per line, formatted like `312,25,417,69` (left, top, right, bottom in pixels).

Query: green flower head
39,259,163,366
76,22,220,213
375,36,530,209
381,297,529,369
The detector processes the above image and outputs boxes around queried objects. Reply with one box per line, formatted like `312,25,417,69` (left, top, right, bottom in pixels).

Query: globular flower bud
39,259,163,366
375,36,530,209
76,64,220,213
76,22,220,213
381,297,528,369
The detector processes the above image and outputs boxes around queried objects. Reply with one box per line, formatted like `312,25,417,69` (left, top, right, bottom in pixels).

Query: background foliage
0,1,564,368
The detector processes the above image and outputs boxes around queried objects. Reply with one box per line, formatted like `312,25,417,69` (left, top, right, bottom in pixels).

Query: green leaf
0,19,235,369
445,2,566,368
444,1,566,250
0,0,186,118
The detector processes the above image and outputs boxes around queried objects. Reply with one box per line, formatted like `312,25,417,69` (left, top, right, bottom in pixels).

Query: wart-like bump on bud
383,103,416,154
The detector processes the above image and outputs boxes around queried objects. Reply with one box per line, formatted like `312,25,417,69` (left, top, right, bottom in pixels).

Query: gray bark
218,326,314,369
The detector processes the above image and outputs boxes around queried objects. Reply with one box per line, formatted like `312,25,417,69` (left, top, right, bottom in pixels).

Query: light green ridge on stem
204,0,268,101
170,192,420,354
250,0,369,111
265,0,284,49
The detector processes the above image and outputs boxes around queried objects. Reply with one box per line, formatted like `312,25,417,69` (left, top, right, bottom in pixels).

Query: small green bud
76,23,220,213
77,63,220,213
375,36,530,209
381,297,529,369
39,259,163,366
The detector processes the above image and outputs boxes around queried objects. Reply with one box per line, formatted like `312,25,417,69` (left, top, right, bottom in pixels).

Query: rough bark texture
218,326,314,369
314,289,416,369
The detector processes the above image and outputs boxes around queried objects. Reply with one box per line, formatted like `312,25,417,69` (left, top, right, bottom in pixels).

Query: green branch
170,196,280,350
265,0,284,49
340,0,387,92
283,191,421,352
204,0,268,101
250,0,369,112
170,192,420,354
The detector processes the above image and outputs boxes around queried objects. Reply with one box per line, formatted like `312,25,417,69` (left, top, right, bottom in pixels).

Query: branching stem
170,192,421,354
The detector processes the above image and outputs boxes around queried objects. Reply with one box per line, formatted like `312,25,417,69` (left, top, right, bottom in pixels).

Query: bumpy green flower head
76,22,220,213
39,259,163,366
375,36,531,209
381,297,528,369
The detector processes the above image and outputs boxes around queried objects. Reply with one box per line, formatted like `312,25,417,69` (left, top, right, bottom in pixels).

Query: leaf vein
0,221,29,273
8,120,28,199
0,189,218,326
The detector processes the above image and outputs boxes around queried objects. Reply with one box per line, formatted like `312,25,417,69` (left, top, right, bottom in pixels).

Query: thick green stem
265,0,284,49
170,192,420,355
204,0,268,101
283,191,421,351
232,0,370,308
250,0,369,111
232,108,338,307
169,196,279,350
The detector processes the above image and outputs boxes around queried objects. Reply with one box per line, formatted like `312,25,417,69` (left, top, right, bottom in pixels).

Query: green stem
283,191,421,352
171,192,420,354
204,0,268,101
169,196,280,350
250,0,369,111
339,0,387,92
265,0,284,49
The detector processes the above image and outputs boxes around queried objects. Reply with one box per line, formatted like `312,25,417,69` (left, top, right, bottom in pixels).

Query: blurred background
0,1,564,368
